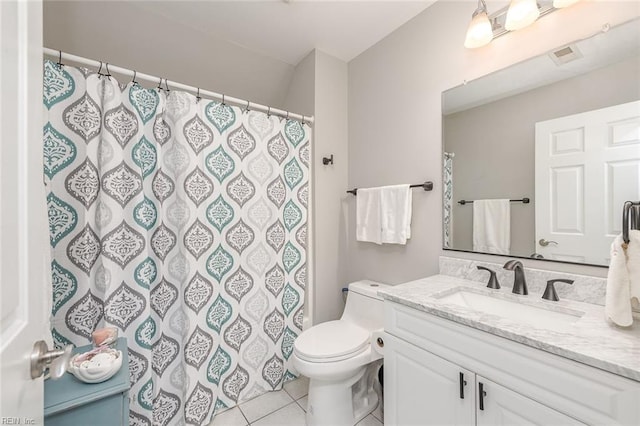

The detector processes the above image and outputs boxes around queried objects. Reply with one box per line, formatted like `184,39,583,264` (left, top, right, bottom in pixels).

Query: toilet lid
294,320,369,361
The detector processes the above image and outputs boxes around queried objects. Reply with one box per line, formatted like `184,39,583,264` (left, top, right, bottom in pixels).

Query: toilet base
305,360,382,426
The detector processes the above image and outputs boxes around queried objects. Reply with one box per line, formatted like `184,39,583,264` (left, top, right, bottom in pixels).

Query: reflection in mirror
442,18,640,267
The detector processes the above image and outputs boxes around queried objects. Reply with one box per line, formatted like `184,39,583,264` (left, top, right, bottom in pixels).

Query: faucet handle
477,266,500,289
542,279,574,301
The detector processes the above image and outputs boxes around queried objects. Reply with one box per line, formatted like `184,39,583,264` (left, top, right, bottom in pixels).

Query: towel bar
346,181,433,196
622,201,640,244
458,198,530,205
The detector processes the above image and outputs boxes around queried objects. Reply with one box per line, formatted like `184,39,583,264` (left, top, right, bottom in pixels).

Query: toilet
292,280,389,426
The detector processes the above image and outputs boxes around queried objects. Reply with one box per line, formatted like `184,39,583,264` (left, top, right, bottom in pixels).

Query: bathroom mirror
442,18,640,267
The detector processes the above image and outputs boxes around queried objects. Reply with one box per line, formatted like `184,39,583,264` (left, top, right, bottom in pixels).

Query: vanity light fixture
464,0,582,49
464,0,493,49
505,0,540,31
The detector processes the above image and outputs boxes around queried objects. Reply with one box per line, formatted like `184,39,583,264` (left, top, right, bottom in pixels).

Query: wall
282,50,349,325
281,49,350,325
283,52,316,118
282,50,350,325
311,51,349,324
43,1,294,108
348,1,640,284
445,56,640,256
283,52,316,327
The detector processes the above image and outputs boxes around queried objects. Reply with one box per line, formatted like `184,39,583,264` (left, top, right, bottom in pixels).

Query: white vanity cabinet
385,335,581,425
384,301,640,426
475,376,583,426
384,334,475,425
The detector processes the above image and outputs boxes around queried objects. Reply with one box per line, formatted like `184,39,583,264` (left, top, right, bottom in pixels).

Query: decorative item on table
92,326,118,347
68,345,122,384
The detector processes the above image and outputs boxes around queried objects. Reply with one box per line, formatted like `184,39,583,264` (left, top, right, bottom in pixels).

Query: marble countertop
379,275,640,382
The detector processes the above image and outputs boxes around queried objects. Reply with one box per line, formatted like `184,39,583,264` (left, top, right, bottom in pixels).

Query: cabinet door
385,334,475,426
476,376,585,426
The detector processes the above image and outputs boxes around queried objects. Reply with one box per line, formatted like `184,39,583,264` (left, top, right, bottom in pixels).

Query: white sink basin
436,288,584,330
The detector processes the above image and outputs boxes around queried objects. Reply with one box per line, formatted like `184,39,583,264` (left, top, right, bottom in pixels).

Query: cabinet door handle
479,382,486,411
459,372,467,399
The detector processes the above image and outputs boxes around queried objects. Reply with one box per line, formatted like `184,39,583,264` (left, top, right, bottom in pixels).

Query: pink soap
92,327,118,346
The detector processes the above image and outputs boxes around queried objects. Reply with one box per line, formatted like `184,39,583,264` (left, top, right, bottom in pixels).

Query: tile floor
208,376,383,426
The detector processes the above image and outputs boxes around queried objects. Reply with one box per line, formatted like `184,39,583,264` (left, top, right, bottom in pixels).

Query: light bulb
553,0,580,8
505,0,540,31
464,10,493,48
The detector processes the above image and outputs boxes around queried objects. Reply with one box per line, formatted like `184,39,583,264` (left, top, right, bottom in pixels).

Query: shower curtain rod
43,48,314,125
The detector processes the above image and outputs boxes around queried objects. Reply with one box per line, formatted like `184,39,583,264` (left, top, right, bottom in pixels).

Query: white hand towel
473,199,510,254
627,230,640,311
606,234,633,326
356,188,382,244
380,184,412,245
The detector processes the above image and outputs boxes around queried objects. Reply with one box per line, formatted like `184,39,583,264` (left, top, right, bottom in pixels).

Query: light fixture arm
473,0,488,17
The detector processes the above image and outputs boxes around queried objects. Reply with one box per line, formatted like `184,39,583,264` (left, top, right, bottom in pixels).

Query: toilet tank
340,280,390,331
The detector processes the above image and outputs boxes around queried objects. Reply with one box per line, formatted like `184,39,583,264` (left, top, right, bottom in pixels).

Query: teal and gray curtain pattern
443,153,453,248
43,60,309,425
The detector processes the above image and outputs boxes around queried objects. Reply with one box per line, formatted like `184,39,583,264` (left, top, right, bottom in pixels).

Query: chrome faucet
503,260,528,295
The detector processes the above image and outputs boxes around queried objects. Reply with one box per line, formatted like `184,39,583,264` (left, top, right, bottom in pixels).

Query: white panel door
0,0,47,421
476,377,584,426
535,101,640,264
384,334,475,426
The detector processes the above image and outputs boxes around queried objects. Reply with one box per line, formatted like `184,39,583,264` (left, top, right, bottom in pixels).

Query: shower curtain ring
286,111,290,120
164,78,170,93
245,100,251,112
97,61,103,77
157,77,163,90
196,88,201,103
267,106,271,117
302,115,306,126
105,63,111,77
57,51,63,68
132,70,137,85
222,94,226,106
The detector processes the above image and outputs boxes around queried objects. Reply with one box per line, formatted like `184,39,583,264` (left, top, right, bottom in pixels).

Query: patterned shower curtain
43,60,309,425
443,153,453,248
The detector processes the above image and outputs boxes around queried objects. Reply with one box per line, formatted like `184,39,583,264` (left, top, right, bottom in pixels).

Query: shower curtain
443,153,453,248
43,60,309,425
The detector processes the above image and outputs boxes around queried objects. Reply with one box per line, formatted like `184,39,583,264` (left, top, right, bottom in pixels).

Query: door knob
539,239,558,247
30,340,72,380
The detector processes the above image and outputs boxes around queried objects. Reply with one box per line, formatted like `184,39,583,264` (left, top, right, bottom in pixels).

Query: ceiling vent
550,44,583,65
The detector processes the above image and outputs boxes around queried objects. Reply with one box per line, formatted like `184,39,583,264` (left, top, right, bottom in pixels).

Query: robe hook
322,155,334,165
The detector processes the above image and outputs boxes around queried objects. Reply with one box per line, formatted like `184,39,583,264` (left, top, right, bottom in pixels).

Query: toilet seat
294,320,370,362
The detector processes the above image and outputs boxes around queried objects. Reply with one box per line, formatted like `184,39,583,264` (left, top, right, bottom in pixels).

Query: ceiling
133,0,438,66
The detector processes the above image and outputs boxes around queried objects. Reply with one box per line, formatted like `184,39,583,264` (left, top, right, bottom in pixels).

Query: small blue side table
44,337,130,426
